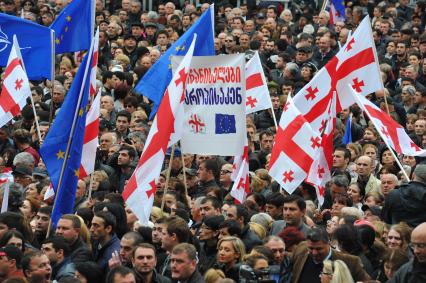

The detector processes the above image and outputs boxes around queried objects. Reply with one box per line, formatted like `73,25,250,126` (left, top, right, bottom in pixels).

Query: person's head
217,236,246,266
55,214,81,244
22,251,51,282
265,192,285,220
383,248,409,280
218,219,242,240
387,223,412,250
362,143,378,161
41,236,70,266
116,110,131,133
363,128,379,141
356,155,373,177
0,245,23,277
259,130,274,153
119,232,143,265
0,212,32,244
199,215,223,241
263,236,285,264
332,147,350,170
413,164,426,184
282,195,306,226
330,175,349,199
347,183,364,204
197,159,219,183
171,243,198,281
410,222,426,263
0,230,25,252
90,211,116,243
320,259,354,283
162,216,191,251
75,261,103,283
131,243,157,275
118,145,136,167
306,227,330,263
380,173,398,197
106,266,136,283
200,196,221,218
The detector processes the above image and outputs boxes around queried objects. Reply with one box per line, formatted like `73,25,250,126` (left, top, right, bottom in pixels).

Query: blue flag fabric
331,0,346,18
134,6,215,119
342,114,352,145
0,13,53,80
50,0,93,54
215,114,236,134
40,47,92,227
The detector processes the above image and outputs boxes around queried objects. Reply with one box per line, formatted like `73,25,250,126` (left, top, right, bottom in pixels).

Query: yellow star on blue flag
50,0,93,54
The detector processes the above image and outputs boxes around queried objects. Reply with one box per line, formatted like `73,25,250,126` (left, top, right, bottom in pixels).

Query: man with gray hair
383,164,426,227
170,243,203,283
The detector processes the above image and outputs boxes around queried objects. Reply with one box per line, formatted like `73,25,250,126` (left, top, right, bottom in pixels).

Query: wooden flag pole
161,144,176,210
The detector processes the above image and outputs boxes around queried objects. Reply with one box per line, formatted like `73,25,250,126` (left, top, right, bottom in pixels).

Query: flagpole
161,144,176,211
181,153,188,197
49,29,56,125
47,36,95,237
321,0,329,12
349,85,410,181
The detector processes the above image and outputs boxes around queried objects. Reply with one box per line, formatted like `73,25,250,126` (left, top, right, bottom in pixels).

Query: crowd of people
0,0,426,282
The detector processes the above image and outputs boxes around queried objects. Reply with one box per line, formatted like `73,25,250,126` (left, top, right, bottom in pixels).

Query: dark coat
382,181,426,227
291,242,370,283
92,234,120,273
241,225,262,252
389,259,426,283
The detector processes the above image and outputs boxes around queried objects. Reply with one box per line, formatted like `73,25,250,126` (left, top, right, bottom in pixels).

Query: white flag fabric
230,138,250,203
350,87,426,157
293,16,382,134
123,36,197,224
269,96,318,194
0,36,31,127
245,52,272,114
172,54,246,156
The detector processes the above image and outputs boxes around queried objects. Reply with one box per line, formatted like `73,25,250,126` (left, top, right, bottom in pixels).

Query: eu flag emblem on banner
216,114,236,134
50,0,94,54
0,13,53,80
134,5,215,119
40,39,94,227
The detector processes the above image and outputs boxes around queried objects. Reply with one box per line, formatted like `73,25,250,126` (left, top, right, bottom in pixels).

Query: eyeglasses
225,40,234,42
409,243,426,250
320,271,333,276
220,170,231,174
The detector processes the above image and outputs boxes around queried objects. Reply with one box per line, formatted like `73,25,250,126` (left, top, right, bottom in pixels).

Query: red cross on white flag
122,35,197,224
269,96,317,194
350,87,426,157
245,52,272,114
230,138,250,204
0,36,31,127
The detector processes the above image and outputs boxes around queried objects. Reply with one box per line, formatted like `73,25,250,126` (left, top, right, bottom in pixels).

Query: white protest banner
172,54,246,156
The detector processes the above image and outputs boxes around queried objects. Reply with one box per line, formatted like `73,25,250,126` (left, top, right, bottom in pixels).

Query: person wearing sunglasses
320,259,354,283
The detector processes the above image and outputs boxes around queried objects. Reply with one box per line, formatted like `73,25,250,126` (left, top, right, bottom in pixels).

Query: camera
239,265,275,283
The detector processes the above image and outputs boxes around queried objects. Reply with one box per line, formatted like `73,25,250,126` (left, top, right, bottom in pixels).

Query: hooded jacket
383,181,426,227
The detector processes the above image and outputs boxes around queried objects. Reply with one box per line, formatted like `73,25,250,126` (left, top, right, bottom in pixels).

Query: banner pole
161,144,176,210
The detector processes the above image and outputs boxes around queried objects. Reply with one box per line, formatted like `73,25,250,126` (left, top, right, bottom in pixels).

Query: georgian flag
269,96,318,194
0,36,31,127
122,35,197,224
293,16,382,134
350,87,426,157
230,138,250,204
245,52,272,114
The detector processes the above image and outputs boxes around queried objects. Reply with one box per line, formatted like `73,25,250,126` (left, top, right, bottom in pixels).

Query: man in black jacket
383,164,426,227
170,243,205,283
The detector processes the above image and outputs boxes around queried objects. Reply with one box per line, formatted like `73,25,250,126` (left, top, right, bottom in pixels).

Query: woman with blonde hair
320,260,354,283
204,268,225,283
215,236,246,282
249,222,266,239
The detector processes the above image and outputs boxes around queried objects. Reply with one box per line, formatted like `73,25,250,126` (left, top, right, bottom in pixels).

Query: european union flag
0,13,53,80
40,43,93,227
50,0,93,54
134,5,215,119
215,114,236,134
342,114,352,145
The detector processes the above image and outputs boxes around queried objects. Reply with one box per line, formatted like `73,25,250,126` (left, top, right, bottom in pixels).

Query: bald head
411,222,426,262
356,155,373,177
